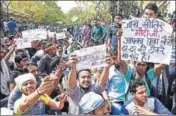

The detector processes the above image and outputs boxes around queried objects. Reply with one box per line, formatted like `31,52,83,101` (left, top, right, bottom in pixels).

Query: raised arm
98,53,113,87
66,53,77,89
15,77,53,113
4,45,16,61
117,28,128,75
154,64,166,77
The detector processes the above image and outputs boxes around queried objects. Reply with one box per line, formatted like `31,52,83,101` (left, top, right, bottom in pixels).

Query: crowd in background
0,2,176,115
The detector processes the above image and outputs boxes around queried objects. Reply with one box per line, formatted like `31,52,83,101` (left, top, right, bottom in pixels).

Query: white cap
79,92,104,114
15,73,36,91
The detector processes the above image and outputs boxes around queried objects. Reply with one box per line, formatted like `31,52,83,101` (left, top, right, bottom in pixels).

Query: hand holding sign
105,54,114,68
67,53,77,69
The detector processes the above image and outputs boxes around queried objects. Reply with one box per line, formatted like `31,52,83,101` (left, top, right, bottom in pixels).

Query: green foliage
9,1,65,25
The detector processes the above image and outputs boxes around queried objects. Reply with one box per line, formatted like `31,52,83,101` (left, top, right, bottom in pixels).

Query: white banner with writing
121,18,173,64
74,44,106,70
15,38,32,49
22,29,47,40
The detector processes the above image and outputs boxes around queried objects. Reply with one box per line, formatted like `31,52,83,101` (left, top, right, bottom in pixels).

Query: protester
7,18,16,35
9,53,29,92
107,13,124,52
13,73,67,115
121,79,172,115
38,43,57,74
66,52,112,115
79,92,109,115
91,17,106,45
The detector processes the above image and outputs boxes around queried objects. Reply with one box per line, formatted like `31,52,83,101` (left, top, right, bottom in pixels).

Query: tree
9,1,65,25
2,1,12,20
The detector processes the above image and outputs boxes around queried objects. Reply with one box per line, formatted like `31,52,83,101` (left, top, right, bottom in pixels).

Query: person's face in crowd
134,85,147,105
114,15,122,24
19,58,29,68
93,19,99,26
87,20,91,25
111,55,120,68
50,47,57,56
143,9,157,18
28,65,40,77
78,71,91,89
135,62,148,76
0,45,5,60
21,79,37,95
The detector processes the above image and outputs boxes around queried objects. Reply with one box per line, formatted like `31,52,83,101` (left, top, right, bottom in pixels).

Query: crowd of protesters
0,2,176,115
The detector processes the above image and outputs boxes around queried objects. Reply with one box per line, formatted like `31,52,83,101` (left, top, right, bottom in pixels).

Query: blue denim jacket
8,86,22,110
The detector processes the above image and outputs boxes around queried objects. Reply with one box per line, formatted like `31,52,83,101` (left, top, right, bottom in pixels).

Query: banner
74,44,106,70
15,38,32,49
121,18,173,64
22,29,47,40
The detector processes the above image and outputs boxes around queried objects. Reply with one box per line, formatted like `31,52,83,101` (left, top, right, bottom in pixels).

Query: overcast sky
56,1,78,13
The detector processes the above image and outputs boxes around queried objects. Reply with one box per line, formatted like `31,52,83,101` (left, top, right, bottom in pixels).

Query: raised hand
37,76,53,95
66,53,77,69
105,53,114,68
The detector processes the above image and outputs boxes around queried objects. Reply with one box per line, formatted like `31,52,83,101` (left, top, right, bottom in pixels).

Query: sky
56,1,78,13
56,1,175,14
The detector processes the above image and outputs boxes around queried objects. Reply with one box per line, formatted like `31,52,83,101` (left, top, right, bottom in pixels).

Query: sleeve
154,98,172,115
38,57,46,72
102,26,106,34
66,83,79,96
39,94,51,105
121,105,129,115
107,25,112,39
9,71,18,83
147,69,155,82
124,64,133,82
14,99,27,115
94,81,104,94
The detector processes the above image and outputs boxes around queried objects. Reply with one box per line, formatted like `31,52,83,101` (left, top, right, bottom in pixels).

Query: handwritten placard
74,44,106,70
121,18,173,64
22,29,47,40
56,32,66,40
15,38,32,49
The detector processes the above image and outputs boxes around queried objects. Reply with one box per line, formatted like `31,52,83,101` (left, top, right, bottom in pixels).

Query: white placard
74,44,106,70
56,32,66,40
22,29,47,40
15,38,32,49
121,18,173,64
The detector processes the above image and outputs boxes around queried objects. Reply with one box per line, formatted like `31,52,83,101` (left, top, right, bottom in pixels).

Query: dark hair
129,79,145,94
15,49,25,55
14,54,28,64
145,3,158,14
77,69,91,79
23,63,38,73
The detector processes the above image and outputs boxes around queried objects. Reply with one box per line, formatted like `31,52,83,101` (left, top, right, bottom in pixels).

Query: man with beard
121,79,172,115
66,53,113,115
38,43,57,74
